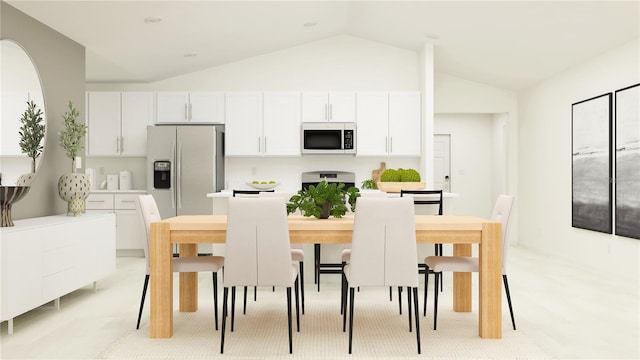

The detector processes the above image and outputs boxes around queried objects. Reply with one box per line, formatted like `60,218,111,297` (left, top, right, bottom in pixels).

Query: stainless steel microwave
301,122,356,154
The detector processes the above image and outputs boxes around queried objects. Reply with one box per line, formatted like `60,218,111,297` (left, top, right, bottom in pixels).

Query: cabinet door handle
329,104,332,121
389,137,393,153
184,104,188,121
264,137,267,153
324,104,328,121
120,136,124,154
385,136,388,153
120,200,136,203
87,200,105,203
189,103,193,120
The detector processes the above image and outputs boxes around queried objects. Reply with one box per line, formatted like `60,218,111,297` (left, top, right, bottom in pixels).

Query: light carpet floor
100,285,550,359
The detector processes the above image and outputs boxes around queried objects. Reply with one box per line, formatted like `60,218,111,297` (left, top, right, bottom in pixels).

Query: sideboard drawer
86,194,114,210
114,194,138,210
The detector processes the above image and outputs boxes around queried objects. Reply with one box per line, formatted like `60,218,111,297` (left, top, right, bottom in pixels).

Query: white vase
57,173,90,216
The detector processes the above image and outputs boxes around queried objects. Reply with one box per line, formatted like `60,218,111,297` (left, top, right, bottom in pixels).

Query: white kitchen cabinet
86,192,144,251
262,92,301,156
388,92,421,156
224,92,263,156
301,92,355,123
0,214,115,334
356,91,421,156
155,92,224,124
225,92,301,157
86,92,153,156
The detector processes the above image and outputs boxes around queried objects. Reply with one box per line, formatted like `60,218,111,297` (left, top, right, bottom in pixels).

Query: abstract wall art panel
615,83,640,240
572,93,613,234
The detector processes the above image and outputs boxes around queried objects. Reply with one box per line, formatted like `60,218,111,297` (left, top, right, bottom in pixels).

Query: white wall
518,38,640,281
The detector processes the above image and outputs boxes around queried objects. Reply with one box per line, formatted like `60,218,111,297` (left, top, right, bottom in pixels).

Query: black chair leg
342,279,348,332
348,287,355,354
136,275,150,330
231,287,236,332
503,275,516,330
407,286,413,332
389,286,393,301
294,277,300,332
398,287,403,314
423,266,429,316
242,286,247,315
213,272,219,330
287,287,293,354
254,286,257,301
300,261,305,315
220,287,228,354
433,272,439,330
413,287,421,354
340,262,346,315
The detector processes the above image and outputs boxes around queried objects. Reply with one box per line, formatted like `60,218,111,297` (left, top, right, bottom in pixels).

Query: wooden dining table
149,214,503,339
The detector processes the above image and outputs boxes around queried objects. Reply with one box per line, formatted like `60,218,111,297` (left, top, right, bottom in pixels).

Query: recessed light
424,32,440,40
144,16,163,23
184,53,198,58
303,21,318,27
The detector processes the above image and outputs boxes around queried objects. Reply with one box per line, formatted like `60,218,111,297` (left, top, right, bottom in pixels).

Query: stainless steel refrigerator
146,125,224,254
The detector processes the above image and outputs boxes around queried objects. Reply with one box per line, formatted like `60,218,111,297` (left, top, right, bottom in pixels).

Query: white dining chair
342,197,421,354
221,197,301,354
424,194,516,330
135,195,224,330
258,191,305,314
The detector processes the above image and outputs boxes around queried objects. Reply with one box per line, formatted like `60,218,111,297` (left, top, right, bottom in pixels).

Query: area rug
99,286,551,359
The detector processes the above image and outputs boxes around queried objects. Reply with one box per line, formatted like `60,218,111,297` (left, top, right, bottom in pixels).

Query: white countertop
90,190,147,194
207,190,459,198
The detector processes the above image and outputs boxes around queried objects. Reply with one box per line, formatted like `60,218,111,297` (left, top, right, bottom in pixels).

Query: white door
301,92,329,122
156,92,189,123
328,92,356,122
388,92,421,156
225,92,262,156
263,92,301,156
121,92,153,156
433,134,451,192
87,92,121,156
189,92,225,123
356,92,388,156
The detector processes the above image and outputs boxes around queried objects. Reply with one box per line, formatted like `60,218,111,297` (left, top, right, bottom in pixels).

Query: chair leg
136,275,149,330
340,262,346,315
433,272,439,330
503,275,517,330
407,286,413,332
242,286,248,315
294,277,300,332
348,287,355,354
231,287,236,332
389,286,393,301
300,261,305,315
287,287,293,354
220,287,228,354
342,278,348,332
398,287,402,314
423,266,429,316
413,287,421,354
254,286,257,301
213,272,219,330
314,243,320,291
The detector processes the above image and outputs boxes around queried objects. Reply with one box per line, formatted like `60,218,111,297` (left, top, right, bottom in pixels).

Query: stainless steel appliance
301,171,355,291
301,122,356,154
146,125,224,255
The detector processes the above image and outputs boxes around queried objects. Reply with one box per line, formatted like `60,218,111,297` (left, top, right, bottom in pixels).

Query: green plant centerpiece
287,181,361,219
18,100,46,174
377,167,425,193
57,101,90,216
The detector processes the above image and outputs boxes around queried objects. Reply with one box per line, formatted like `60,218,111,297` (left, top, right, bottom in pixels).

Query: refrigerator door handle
177,141,182,209
171,140,176,210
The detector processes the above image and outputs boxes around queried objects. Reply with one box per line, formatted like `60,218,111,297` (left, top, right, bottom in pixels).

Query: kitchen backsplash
85,155,420,193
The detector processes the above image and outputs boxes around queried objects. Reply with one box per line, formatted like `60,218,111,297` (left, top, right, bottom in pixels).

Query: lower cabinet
86,192,145,251
0,213,116,334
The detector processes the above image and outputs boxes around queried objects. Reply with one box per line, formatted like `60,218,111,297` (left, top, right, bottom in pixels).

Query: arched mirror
1,39,46,186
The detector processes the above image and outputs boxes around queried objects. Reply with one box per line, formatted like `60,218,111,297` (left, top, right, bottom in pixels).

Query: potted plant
17,100,46,185
57,101,90,216
287,181,361,219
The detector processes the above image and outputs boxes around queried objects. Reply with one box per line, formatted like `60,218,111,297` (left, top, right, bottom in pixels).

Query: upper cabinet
356,91,421,157
301,92,355,123
225,92,301,157
155,92,224,124
87,92,153,157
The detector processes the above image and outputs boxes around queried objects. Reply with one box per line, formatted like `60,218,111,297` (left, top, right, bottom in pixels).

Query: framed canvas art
614,83,640,240
572,93,613,234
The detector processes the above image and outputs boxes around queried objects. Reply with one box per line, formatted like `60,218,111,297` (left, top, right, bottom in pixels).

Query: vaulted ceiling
6,1,640,90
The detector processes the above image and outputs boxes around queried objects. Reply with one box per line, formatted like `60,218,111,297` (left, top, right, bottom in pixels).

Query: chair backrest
225,197,293,287
349,197,418,287
232,189,275,197
490,195,514,274
136,194,162,275
401,189,443,215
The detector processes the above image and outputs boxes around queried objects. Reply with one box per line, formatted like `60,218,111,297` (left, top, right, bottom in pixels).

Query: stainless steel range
300,171,355,291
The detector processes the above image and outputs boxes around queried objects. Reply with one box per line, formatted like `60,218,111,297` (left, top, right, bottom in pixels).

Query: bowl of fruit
247,180,280,190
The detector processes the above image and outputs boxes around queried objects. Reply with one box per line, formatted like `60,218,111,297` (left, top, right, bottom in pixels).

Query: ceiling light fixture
303,21,318,27
144,16,163,23
184,53,198,58
424,32,440,40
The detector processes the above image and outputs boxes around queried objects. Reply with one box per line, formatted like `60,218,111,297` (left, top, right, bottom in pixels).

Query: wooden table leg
479,221,502,339
452,243,472,312
150,222,173,338
179,244,198,312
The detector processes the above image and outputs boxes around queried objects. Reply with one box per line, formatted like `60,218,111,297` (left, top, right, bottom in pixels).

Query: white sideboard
0,213,116,334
